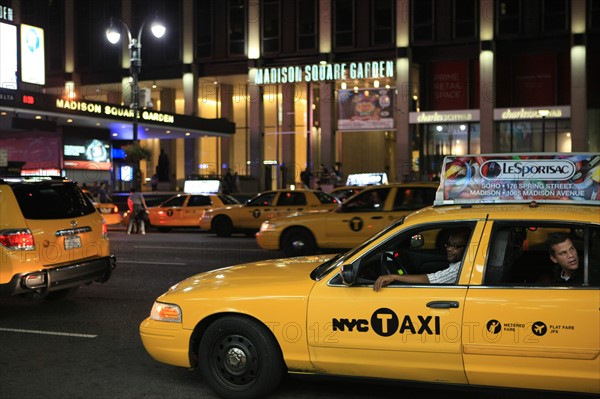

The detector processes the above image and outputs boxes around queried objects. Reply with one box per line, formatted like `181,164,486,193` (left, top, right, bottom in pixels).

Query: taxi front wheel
282,228,316,257
199,316,285,399
213,216,233,237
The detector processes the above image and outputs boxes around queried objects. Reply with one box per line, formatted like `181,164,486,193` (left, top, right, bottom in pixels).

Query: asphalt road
0,228,586,399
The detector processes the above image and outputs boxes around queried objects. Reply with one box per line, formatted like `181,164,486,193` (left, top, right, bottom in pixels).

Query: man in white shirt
373,229,470,291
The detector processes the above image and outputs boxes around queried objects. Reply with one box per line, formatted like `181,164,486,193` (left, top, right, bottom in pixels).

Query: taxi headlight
150,301,182,323
260,221,277,232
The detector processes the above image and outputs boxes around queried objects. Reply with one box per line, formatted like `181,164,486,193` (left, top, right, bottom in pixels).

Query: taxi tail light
102,220,108,238
112,205,119,214
22,273,45,289
0,229,35,250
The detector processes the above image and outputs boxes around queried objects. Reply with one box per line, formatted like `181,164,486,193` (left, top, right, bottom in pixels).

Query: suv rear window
11,182,96,220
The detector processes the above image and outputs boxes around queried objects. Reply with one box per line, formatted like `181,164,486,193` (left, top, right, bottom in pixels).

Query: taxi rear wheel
213,216,233,237
281,228,316,257
199,316,285,399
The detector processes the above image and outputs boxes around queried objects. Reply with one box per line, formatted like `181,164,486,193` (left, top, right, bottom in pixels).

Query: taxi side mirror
410,234,424,249
341,259,360,286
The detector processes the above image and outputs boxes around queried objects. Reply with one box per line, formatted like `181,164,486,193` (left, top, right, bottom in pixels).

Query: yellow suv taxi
257,182,437,256
199,189,339,237
140,153,599,398
0,176,116,300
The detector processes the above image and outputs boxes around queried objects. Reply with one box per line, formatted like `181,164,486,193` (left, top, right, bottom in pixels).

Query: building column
281,84,296,187
318,82,335,171
249,83,264,189
571,0,587,151
479,0,495,153
394,0,411,182
220,84,234,171
181,0,198,187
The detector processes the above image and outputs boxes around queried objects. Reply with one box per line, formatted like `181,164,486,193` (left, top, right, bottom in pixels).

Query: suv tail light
0,229,35,250
112,205,119,214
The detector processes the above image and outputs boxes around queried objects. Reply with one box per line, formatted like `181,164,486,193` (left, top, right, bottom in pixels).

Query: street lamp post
106,15,166,189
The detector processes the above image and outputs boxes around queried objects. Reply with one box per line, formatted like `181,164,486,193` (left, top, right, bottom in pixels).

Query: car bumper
140,318,193,368
0,255,116,296
256,230,280,250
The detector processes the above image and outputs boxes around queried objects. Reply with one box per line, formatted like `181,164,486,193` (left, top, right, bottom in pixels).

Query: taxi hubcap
292,240,305,249
225,347,247,372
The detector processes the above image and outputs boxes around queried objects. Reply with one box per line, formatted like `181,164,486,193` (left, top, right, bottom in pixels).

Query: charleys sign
253,60,395,85
435,153,600,205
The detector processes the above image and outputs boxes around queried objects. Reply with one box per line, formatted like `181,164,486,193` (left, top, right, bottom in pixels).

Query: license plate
64,235,82,250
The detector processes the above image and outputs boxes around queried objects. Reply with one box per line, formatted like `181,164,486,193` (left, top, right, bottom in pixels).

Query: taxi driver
373,229,470,291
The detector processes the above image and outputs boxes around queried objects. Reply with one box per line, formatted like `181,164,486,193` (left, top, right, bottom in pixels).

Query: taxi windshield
310,216,406,280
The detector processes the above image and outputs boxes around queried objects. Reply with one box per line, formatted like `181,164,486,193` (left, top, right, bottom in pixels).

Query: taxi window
313,190,339,204
12,182,96,219
247,192,276,206
161,196,186,207
484,223,599,287
188,195,212,207
276,191,306,206
342,188,390,212
392,187,436,211
218,195,240,205
348,223,475,285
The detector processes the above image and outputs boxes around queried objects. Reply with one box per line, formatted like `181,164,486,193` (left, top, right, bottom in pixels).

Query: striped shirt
427,261,460,284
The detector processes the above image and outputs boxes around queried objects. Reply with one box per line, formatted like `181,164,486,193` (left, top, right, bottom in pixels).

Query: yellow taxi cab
1,176,116,300
199,189,340,237
257,182,437,257
140,153,599,399
122,193,240,232
82,189,122,225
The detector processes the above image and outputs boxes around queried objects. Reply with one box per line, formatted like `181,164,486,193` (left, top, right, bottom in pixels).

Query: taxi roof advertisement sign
435,153,600,206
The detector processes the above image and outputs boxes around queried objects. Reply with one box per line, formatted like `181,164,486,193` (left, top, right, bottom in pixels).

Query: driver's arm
373,274,430,291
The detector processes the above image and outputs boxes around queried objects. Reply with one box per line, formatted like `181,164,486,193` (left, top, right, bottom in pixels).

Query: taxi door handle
371,216,383,220
426,301,459,309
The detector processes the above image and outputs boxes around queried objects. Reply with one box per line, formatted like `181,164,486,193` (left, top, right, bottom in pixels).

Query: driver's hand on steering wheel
373,274,401,292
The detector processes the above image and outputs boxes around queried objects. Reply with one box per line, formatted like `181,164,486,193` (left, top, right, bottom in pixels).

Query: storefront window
495,119,571,152
417,123,480,178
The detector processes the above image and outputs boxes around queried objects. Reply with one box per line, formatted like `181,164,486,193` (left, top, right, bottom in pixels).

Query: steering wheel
380,251,408,276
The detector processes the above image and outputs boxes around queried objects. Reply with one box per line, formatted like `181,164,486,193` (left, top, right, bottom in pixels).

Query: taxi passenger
373,228,470,291
547,232,583,284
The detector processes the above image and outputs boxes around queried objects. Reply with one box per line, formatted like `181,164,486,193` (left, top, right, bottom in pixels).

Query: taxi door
238,191,277,229
273,191,307,218
181,195,211,227
306,222,486,383
462,222,600,394
325,187,395,247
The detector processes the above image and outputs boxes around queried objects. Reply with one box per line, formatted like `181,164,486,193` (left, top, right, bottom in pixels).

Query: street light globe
106,19,121,44
151,21,166,38
106,29,121,44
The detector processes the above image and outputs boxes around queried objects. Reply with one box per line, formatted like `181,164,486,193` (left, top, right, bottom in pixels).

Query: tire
199,316,285,399
213,216,233,237
281,228,316,257
157,227,172,232
42,286,79,301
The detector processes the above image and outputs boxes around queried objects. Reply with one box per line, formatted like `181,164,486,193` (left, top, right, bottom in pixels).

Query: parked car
257,183,437,256
122,193,240,232
0,176,116,300
140,153,599,399
199,189,340,237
